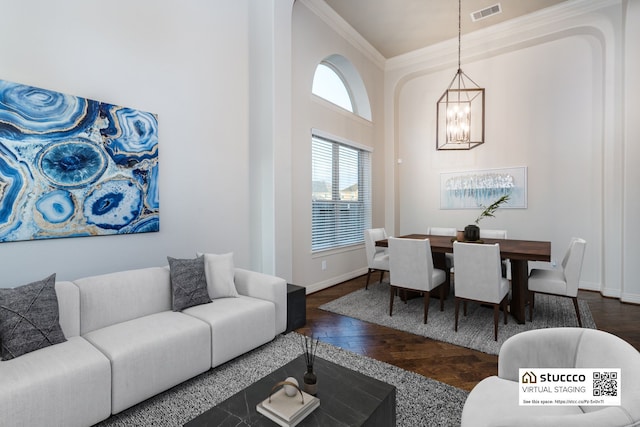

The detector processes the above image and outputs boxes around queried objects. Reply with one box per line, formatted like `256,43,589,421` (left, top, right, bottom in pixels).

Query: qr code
593,371,618,397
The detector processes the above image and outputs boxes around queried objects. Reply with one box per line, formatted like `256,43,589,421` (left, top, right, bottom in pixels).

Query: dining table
376,234,551,324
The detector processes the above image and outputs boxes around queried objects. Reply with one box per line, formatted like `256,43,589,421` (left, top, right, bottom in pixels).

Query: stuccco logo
541,373,586,382
522,371,586,383
522,371,537,383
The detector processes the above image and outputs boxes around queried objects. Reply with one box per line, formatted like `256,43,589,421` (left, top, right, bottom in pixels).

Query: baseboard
305,268,368,294
620,292,640,305
599,286,622,299
580,284,640,305
578,280,600,292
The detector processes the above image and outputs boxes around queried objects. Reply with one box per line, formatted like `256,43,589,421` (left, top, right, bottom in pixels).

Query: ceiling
322,0,570,58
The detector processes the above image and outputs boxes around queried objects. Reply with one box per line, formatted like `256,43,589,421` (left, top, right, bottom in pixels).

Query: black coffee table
184,354,396,426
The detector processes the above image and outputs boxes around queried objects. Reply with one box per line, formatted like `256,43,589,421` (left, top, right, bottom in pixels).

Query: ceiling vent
470,3,502,22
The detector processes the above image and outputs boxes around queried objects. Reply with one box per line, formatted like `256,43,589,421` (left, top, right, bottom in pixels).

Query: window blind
312,133,371,252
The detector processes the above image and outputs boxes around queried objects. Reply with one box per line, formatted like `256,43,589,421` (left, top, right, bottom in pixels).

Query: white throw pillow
197,252,239,299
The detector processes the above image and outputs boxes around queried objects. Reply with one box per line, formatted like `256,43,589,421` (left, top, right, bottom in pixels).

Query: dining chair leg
379,270,385,284
502,297,508,325
439,285,445,311
389,285,395,316
423,292,431,324
493,304,499,341
454,297,460,332
529,292,535,321
365,269,373,290
463,300,468,317
572,297,583,328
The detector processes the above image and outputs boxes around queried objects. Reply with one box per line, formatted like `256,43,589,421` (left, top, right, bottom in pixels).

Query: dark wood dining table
376,234,551,324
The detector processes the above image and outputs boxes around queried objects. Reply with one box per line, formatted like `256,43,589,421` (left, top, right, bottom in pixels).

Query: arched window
310,55,373,252
311,54,372,121
312,63,353,112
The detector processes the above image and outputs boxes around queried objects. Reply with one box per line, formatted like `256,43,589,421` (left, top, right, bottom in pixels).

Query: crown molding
299,0,386,70
385,0,621,72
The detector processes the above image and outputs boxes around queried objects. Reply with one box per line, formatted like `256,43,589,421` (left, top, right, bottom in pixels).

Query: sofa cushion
183,295,276,367
0,336,111,427
168,256,211,311
55,281,81,339
198,252,239,299
83,311,211,414
0,274,66,360
234,268,288,334
75,267,172,335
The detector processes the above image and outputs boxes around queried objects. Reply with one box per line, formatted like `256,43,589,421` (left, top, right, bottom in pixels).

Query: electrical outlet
321,260,327,270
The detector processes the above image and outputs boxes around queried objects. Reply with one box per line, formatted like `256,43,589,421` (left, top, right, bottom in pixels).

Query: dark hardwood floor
296,274,640,392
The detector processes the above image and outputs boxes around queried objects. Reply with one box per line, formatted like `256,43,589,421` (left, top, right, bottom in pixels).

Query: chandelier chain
457,0,462,71
436,0,485,150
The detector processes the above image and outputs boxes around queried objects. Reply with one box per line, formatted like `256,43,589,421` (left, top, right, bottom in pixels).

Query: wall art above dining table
0,79,159,243
440,166,527,210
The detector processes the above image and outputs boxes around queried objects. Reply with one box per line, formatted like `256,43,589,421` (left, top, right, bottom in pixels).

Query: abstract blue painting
0,79,159,242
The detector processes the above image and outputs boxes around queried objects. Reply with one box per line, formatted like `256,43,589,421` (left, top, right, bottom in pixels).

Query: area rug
97,332,468,427
319,283,596,355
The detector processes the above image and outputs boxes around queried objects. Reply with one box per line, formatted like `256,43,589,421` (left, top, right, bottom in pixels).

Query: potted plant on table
463,194,511,241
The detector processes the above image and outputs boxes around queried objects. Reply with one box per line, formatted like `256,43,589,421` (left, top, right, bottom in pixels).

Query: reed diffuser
301,335,319,395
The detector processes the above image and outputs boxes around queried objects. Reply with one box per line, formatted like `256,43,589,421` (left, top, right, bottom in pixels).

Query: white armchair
461,328,640,427
453,241,509,341
388,237,446,324
528,237,586,327
363,228,390,290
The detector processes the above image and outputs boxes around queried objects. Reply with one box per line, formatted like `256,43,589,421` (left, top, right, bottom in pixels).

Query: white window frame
311,129,372,253
312,62,355,113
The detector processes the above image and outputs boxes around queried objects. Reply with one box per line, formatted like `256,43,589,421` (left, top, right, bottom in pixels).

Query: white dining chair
479,229,507,239
528,237,587,327
388,237,446,324
427,226,457,272
427,226,457,236
363,228,390,290
479,229,509,279
453,241,510,341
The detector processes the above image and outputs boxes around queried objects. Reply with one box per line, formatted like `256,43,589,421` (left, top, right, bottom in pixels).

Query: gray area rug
319,282,596,355
97,332,467,427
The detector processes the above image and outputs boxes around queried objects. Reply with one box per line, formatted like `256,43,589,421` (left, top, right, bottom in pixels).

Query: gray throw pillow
167,256,211,311
0,274,67,360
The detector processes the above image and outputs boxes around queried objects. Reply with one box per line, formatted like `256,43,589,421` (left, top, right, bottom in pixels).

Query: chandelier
436,0,485,150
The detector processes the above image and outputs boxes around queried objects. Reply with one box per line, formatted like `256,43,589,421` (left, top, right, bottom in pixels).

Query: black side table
286,284,306,333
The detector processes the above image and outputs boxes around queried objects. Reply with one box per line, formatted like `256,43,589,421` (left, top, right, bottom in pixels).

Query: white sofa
462,328,640,427
0,266,287,427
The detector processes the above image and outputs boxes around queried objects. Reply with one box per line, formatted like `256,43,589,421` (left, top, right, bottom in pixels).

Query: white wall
396,34,603,286
385,0,640,302
0,0,253,287
622,0,640,303
291,1,386,291
248,0,294,280
3,0,637,303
